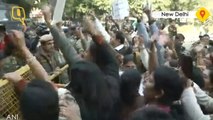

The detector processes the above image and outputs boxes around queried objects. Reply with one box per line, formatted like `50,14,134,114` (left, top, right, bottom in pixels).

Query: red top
146,104,171,113
92,35,104,45
0,34,11,50
0,42,5,50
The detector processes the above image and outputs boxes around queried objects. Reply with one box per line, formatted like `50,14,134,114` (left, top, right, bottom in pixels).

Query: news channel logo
11,6,26,25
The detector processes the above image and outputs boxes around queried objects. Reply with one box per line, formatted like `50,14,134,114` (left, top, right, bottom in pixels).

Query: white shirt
115,44,124,51
181,82,213,120
138,79,144,96
138,74,144,96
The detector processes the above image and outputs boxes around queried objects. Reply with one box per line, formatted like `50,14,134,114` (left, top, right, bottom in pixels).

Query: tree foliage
152,0,199,11
129,0,143,15
63,0,200,18
64,0,112,19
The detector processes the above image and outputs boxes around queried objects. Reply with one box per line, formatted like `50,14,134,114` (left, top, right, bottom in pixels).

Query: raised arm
149,22,159,35
84,18,119,79
144,8,166,66
3,30,60,96
144,9,159,35
5,30,49,81
150,30,166,68
148,41,159,73
92,35,119,79
181,87,212,120
137,35,149,70
193,83,213,113
94,17,111,43
140,47,149,70
42,6,81,66
148,21,165,65
136,20,150,48
78,31,89,51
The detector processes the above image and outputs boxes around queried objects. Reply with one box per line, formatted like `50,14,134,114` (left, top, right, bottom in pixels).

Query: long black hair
20,79,59,120
153,67,184,106
179,54,193,79
67,61,117,120
120,69,141,105
153,67,185,120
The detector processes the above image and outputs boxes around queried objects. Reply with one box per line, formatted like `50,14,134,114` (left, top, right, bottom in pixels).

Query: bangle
26,56,36,64
92,35,104,45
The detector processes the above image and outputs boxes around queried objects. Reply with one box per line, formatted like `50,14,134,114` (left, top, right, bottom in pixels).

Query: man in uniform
122,16,134,34
168,19,177,40
35,34,68,83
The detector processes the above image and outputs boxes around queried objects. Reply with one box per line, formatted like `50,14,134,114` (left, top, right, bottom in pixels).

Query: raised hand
143,8,151,16
83,16,98,35
88,11,96,19
42,5,52,26
10,30,26,50
3,72,23,83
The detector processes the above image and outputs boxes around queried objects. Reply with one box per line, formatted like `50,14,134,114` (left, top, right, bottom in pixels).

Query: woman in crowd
143,66,184,119
42,6,120,120
3,3,213,120
119,69,144,120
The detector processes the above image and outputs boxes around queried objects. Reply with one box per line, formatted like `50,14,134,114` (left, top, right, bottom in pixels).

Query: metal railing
0,64,69,119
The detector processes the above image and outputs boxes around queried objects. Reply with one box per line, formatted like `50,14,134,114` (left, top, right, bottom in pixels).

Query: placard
50,0,66,23
112,0,129,20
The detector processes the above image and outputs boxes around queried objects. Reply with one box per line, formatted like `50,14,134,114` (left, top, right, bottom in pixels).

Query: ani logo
6,114,19,120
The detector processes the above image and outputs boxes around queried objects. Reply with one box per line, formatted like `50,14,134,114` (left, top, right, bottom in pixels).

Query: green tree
129,0,143,15
152,0,199,11
63,0,112,19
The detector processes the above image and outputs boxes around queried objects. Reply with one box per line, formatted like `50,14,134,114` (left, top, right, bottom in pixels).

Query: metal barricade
0,64,69,119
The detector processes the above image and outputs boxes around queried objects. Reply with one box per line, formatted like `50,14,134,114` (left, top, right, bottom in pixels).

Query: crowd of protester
0,4,213,120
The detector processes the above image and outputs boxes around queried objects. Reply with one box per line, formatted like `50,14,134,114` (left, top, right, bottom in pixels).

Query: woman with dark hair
180,54,213,120
43,6,120,120
179,54,205,89
143,66,184,119
119,69,144,120
87,40,119,80
179,54,193,79
68,61,116,120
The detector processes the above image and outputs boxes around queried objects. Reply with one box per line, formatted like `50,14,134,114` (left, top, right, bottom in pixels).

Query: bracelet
92,35,104,45
26,56,36,64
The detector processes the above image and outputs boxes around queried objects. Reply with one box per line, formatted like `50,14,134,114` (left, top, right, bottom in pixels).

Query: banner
50,0,66,23
112,0,129,20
